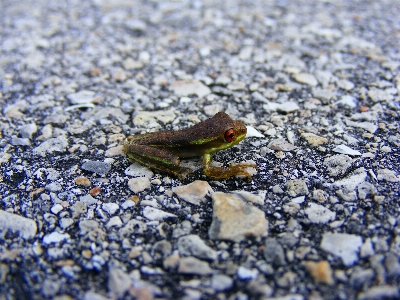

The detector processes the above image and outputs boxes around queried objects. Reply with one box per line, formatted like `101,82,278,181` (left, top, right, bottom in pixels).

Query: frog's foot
204,161,257,181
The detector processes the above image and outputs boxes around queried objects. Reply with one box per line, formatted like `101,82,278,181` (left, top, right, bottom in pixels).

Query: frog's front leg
202,153,256,181
122,144,191,179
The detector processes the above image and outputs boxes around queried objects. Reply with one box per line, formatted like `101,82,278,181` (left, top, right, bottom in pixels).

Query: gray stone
33,136,68,157
286,180,309,197
178,257,212,275
324,154,353,177
80,194,97,206
172,180,213,206
320,232,363,266
108,268,131,297
20,123,38,138
81,160,111,175
305,203,336,224
178,235,217,261
10,137,31,146
142,207,176,221
208,192,268,242
211,274,233,292
0,210,37,239
264,238,286,267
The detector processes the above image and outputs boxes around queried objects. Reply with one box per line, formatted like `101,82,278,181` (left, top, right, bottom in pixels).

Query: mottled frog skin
122,112,255,180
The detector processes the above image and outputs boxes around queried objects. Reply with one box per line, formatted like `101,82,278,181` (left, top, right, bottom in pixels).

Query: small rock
211,274,233,292
208,192,268,242
170,80,211,98
108,268,131,297
320,232,363,266
102,203,119,215
10,137,31,146
125,163,154,178
172,180,213,206
177,257,212,275
367,87,394,102
75,177,91,187
277,101,301,113
71,201,87,218
311,189,328,203
263,238,286,267
128,177,151,193
286,180,309,197
294,73,318,86
301,132,328,147
333,167,367,192
377,168,400,182
106,216,122,228
268,139,297,151
323,154,353,177
178,235,217,261
237,266,259,280
333,145,362,156
79,220,99,235
33,136,68,157
67,90,96,104
305,203,336,224
358,285,399,300
43,232,70,245
142,207,176,221
0,210,37,239
357,182,377,200
305,261,334,285
80,194,97,206
232,190,266,206
19,123,37,139
50,204,63,214
81,161,111,175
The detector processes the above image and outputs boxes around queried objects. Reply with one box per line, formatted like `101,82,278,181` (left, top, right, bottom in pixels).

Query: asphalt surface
1,0,400,299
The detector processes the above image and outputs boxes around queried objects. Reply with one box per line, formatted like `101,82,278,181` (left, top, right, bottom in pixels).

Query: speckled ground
1,0,400,299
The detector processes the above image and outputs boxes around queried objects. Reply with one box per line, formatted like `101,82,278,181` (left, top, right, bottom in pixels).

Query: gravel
1,0,399,299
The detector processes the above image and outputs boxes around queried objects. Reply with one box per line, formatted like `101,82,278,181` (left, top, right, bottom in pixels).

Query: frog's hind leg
122,144,191,179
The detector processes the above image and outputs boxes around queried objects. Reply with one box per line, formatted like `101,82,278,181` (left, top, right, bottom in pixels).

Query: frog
122,112,256,180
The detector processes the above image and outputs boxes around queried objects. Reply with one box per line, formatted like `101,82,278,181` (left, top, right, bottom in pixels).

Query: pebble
125,163,154,178
237,266,259,280
333,167,367,192
172,180,213,206
301,132,328,147
305,203,336,224
33,136,68,157
177,257,212,275
80,194,97,206
320,232,363,266
358,285,399,300
208,192,268,242
10,136,30,147
232,190,267,206
79,220,99,236
294,73,318,86
108,268,131,297
19,124,38,138
246,126,265,138
102,203,119,215
305,261,334,284
142,207,177,221
323,154,353,177
106,216,122,228
71,201,87,218
128,177,151,193
377,168,400,182
43,232,70,245
170,80,211,98
81,160,111,175
133,110,176,128
367,87,394,102
333,145,362,156
50,204,63,214
177,235,217,261
286,180,309,197
67,90,96,104
268,139,297,151
264,238,286,267
210,274,233,292
0,210,37,239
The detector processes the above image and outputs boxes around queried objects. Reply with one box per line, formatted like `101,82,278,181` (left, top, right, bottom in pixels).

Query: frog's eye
224,128,236,143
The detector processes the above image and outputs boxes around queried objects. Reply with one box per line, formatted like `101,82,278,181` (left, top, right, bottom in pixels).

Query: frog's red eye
224,129,235,143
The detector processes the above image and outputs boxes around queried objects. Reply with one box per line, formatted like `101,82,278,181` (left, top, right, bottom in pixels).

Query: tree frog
122,112,256,180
